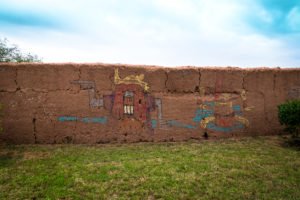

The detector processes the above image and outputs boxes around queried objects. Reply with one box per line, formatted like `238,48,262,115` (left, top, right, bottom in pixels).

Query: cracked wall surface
0,63,299,144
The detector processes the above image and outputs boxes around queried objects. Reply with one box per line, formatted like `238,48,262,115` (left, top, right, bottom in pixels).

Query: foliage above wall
0,38,41,62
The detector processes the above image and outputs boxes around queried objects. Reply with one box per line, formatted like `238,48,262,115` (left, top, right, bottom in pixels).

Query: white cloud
0,0,299,67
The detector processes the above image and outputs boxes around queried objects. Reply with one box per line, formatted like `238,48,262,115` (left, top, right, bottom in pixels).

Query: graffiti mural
193,101,248,132
193,91,251,132
59,68,252,134
59,69,162,132
112,69,152,123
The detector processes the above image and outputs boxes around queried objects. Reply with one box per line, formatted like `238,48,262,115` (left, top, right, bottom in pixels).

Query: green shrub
278,100,300,137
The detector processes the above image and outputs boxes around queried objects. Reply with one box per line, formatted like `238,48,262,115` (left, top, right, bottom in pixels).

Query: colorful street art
112,69,153,123
193,102,248,133
59,68,252,134
193,89,251,132
60,69,161,132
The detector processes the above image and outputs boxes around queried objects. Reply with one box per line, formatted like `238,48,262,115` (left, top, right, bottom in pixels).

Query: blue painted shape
151,119,157,129
81,117,107,124
167,120,196,129
232,105,243,116
92,117,107,124
204,101,215,107
58,116,78,122
58,116,107,124
232,105,241,111
193,109,214,122
206,122,244,133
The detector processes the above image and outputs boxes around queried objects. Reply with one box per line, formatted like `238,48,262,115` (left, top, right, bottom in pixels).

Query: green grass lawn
0,136,299,200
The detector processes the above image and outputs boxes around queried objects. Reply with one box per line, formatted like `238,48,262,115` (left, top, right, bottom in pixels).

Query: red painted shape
112,84,148,122
215,116,234,127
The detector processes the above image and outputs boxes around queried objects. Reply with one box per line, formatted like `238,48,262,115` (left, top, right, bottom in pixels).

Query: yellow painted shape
215,101,232,107
245,106,255,111
114,68,150,91
235,115,249,127
198,104,208,109
221,93,232,101
200,116,215,128
240,89,247,101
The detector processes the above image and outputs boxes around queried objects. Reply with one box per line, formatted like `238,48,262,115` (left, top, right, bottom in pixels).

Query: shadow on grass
0,146,23,168
0,154,17,168
281,136,300,151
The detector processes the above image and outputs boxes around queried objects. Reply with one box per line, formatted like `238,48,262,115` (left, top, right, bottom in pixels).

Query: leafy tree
0,38,41,62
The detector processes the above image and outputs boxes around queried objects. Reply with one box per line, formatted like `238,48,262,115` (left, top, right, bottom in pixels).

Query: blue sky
0,0,299,67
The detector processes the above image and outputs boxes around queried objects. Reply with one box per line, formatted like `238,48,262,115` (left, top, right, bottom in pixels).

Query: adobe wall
0,63,299,144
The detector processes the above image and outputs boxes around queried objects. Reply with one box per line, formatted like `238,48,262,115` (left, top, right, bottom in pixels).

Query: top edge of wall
0,62,299,71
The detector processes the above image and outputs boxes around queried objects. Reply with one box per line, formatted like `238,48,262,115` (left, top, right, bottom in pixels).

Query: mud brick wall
0,63,299,144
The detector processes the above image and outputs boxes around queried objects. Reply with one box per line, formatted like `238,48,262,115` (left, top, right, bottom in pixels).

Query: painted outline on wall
71,80,103,108
58,116,107,124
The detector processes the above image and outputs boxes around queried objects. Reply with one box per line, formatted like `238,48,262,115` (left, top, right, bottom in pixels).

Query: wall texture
0,63,299,144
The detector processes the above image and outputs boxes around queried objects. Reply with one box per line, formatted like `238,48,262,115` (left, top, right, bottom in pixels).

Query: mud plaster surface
0,63,299,144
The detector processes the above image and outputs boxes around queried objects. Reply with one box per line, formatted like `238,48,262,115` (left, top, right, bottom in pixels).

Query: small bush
278,100,300,137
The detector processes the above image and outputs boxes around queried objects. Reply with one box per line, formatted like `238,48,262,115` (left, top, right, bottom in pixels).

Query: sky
0,0,300,67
